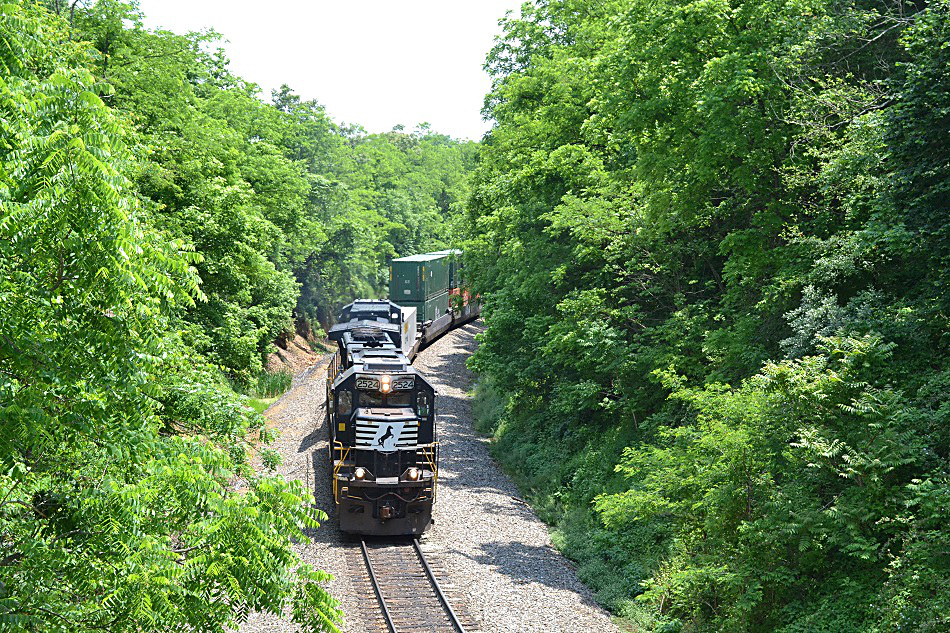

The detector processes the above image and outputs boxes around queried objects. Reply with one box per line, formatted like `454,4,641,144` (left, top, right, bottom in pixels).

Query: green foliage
0,0,474,630
0,0,476,628
247,397,276,415
471,378,507,435
597,337,947,631
252,370,294,399
0,3,342,631
466,0,949,630
53,1,476,381
0,0,478,629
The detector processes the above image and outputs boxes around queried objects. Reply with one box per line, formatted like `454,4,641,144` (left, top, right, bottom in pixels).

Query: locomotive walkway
239,323,620,633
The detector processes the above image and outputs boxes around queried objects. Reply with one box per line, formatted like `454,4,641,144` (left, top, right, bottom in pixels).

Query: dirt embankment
265,334,328,375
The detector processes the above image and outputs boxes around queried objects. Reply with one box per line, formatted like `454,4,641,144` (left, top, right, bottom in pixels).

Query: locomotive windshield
359,390,383,407
387,392,411,406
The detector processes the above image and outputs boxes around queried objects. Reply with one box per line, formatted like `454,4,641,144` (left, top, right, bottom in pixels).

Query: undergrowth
253,369,294,399
470,379,656,626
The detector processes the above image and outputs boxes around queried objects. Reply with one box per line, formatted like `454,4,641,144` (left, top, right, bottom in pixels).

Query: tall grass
252,370,293,399
471,378,507,434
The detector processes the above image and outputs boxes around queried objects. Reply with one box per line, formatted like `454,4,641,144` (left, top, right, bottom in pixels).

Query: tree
464,0,950,629
0,3,341,630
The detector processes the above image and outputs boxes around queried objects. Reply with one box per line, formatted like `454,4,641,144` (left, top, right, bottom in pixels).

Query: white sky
136,1,523,140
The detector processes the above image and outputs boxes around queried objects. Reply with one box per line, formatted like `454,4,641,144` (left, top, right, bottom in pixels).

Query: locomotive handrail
327,353,341,384
331,440,350,504
419,442,439,503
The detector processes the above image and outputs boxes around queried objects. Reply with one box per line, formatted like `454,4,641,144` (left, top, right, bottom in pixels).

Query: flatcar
326,250,478,535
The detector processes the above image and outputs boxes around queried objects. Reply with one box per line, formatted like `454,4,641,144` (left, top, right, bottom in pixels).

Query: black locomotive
327,300,438,535
325,250,479,536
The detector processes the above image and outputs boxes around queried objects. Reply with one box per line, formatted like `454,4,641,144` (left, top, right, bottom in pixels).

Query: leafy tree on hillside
0,2,341,631
465,0,949,630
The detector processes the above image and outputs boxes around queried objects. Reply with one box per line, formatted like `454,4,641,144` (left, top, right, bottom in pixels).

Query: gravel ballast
240,322,621,633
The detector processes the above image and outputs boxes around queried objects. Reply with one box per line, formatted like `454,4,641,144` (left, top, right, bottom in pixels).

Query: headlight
380,375,392,393
406,467,420,481
354,467,366,479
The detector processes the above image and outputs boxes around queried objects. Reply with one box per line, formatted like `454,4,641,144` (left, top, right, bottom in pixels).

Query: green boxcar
399,291,449,323
389,252,451,303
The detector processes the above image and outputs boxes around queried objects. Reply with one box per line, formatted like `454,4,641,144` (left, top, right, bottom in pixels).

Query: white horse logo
372,422,404,452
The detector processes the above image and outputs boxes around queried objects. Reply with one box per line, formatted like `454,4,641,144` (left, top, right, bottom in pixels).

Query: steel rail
360,540,397,633
413,538,467,633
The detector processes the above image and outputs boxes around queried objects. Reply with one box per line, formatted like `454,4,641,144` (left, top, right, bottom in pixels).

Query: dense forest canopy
65,0,476,383
464,0,948,631
0,1,472,631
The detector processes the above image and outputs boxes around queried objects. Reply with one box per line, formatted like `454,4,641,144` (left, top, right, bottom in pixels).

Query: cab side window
417,393,430,418
338,391,352,417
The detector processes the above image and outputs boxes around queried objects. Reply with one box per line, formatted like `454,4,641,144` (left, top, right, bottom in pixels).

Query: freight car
326,250,478,535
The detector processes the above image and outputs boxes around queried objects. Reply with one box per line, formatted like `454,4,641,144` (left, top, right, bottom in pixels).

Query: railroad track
351,538,479,633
